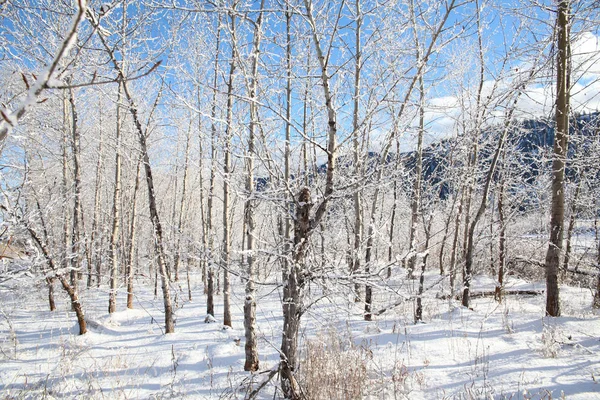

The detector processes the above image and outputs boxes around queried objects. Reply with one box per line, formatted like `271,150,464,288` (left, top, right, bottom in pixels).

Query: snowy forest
1,0,600,398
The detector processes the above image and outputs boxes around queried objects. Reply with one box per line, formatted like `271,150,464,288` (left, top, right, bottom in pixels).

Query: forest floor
0,266,599,399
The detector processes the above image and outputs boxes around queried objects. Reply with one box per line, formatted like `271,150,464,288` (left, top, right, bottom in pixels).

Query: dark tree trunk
593,211,600,308
47,277,56,312
281,188,312,399
495,174,506,302
545,0,570,317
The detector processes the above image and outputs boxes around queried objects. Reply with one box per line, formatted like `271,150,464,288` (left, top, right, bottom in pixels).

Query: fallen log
437,289,543,301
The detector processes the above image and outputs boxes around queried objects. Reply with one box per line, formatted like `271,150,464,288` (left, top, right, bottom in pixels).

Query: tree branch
0,0,87,143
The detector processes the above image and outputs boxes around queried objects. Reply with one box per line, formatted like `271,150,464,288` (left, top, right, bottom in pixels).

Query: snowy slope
0,270,599,399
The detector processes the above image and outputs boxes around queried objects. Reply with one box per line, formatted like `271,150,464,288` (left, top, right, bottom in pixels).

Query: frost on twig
0,0,87,143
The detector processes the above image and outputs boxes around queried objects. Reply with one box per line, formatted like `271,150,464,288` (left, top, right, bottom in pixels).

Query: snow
0,269,599,399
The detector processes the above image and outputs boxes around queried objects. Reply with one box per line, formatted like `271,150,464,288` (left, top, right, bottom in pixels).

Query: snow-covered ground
1,269,599,399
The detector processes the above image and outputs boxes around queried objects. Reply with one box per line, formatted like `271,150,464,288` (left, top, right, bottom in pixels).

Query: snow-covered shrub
298,328,370,400
540,324,563,358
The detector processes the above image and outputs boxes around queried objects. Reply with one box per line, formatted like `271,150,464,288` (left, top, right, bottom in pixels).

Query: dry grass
298,328,370,400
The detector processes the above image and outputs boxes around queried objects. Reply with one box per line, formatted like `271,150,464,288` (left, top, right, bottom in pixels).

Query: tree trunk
562,176,581,275
126,158,141,309
352,0,364,301
449,187,464,294
407,55,426,280
279,1,340,395
61,94,71,290
438,191,458,276
281,188,312,399
364,220,374,321
495,168,506,302
593,209,600,308
174,121,192,285
222,4,238,329
415,214,433,323
387,178,398,279
279,2,295,382
243,0,264,372
68,86,82,303
137,115,174,334
544,0,570,317
47,277,56,311
89,108,104,288
206,16,221,315
198,99,208,296
108,83,123,314
169,152,179,282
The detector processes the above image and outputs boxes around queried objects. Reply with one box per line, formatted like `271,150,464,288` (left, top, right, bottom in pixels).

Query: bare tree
206,16,222,318
277,1,339,396
25,209,87,335
544,0,570,317
88,8,175,333
89,105,105,288
243,0,265,373
222,1,239,329
351,0,364,302
126,158,141,309
108,83,124,314
68,86,82,301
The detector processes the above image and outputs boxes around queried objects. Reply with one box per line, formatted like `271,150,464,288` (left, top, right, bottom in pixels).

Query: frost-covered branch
0,0,87,143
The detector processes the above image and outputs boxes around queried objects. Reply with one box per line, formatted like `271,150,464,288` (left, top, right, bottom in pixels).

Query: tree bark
108,83,123,314
407,8,425,279
222,3,238,329
174,121,192,285
206,16,221,316
47,277,56,312
364,219,374,321
415,214,433,323
281,188,312,399
68,85,82,302
243,0,265,372
90,107,104,288
61,93,71,289
352,0,364,301
544,0,570,317
593,209,600,308
126,158,141,309
449,187,464,294
495,162,506,302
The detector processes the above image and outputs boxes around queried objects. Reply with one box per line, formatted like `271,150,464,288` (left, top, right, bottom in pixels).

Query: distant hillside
256,111,600,199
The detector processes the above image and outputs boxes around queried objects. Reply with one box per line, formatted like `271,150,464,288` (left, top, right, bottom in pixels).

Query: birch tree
243,0,265,373
222,1,239,329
